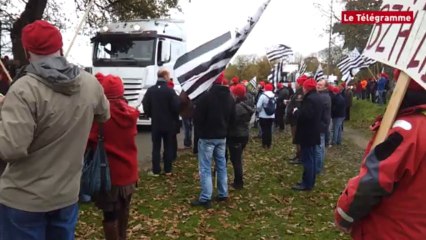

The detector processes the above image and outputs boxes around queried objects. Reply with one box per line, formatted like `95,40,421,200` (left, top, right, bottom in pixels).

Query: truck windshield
93,35,155,67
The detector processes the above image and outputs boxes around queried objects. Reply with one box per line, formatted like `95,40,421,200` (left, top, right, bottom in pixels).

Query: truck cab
91,19,186,125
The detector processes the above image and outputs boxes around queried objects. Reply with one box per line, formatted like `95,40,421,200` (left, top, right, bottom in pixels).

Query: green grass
348,99,386,137
76,131,363,240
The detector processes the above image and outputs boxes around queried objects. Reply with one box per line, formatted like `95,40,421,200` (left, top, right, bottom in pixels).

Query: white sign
363,0,426,90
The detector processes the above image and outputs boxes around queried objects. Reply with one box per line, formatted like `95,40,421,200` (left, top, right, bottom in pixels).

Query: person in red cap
228,84,254,189
0,20,110,239
88,73,139,240
191,72,235,209
330,85,346,146
256,83,276,148
286,75,306,164
292,78,323,191
231,76,240,86
142,68,180,177
335,70,426,239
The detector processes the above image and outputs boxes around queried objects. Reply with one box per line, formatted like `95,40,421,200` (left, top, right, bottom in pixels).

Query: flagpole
367,67,377,80
65,0,96,57
0,60,12,84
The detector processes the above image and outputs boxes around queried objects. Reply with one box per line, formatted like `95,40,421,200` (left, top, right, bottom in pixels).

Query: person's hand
292,107,298,114
0,95,5,104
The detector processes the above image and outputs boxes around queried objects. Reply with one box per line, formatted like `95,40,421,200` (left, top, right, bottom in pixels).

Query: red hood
109,99,140,128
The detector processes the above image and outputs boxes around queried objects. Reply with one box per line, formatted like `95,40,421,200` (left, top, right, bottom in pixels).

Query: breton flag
174,0,271,99
249,76,257,89
337,48,376,81
268,60,284,88
298,61,307,75
314,64,325,81
266,44,294,62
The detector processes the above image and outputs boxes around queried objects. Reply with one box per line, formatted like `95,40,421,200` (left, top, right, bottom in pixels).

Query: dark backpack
263,94,276,116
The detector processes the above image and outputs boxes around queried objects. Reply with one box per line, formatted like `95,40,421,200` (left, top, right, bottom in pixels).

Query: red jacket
88,99,139,186
335,104,426,240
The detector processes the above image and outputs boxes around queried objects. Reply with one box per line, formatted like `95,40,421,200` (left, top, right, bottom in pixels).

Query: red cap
303,78,317,92
259,81,266,87
214,72,225,84
277,83,284,89
167,81,174,89
96,73,124,99
331,86,341,94
22,20,63,55
231,84,247,98
264,83,274,91
393,69,424,92
231,76,240,85
297,75,308,86
222,78,229,86
380,72,389,79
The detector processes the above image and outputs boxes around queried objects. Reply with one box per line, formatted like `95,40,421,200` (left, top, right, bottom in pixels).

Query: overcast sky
63,0,343,66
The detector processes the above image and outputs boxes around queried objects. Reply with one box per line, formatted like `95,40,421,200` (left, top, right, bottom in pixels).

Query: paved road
136,126,187,171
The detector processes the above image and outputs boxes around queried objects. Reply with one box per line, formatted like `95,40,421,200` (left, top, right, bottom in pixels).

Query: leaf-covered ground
76,129,363,239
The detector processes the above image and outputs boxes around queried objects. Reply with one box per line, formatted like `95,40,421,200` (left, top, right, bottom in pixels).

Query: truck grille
122,77,143,105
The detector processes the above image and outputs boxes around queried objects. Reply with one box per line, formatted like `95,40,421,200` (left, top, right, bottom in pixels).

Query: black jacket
286,88,304,126
318,90,331,133
228,97,255,138
142,79,180,132
294,90,323,147
331,93,346,118
194,84,235,139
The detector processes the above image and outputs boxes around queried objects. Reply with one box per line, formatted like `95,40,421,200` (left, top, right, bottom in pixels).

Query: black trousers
193,127,199,154
152,129,173,174
227,136,249,187
259,118,273,148
275,108,285,130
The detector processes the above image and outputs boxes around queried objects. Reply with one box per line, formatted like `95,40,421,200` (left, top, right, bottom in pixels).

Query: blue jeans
183,118,193,147
314,133,326,174
301,146,317,189
0,203,78,240
198,138,228,202
332,117,345,145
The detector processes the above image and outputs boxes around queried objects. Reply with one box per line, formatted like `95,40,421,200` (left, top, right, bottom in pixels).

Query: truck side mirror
159,39,171,65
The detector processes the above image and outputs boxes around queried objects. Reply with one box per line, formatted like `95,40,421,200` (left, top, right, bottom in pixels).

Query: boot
118,204,130,240
103,221,119,240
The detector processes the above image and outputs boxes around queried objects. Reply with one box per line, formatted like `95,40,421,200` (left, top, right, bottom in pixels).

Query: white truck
90,19,186,125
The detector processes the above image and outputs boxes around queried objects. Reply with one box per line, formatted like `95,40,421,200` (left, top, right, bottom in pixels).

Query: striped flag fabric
249,76,257,89
314,64,325,81
266,44,294,63
174,0,271,99
298,61,307,75
337,48,376,81
268,60,284,88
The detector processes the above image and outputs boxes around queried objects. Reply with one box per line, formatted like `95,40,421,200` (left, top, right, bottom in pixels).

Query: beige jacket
0,57,110,212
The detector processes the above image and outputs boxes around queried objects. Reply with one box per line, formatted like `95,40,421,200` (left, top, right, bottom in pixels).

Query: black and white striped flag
266,44,294,63
314,64,325,81
337,48,376,81
268,60,284,88
298,61,307,75
249,76,257,89
174,0,271,99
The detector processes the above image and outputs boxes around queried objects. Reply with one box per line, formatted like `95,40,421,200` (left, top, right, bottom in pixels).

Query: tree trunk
11,0,48,66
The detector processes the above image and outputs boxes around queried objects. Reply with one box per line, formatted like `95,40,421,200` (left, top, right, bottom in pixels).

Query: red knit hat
303,78,317,92
264,83,274,91
232,76,240,85
277,83,284,89
259,81,266,87
297,75,308,86
22,20,63,55
393,69,424,92
231,84,247,98
96,73,124,99
167,81,174,89
331,86,341,94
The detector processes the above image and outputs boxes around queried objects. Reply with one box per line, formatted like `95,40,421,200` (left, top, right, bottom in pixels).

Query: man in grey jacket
315,80,331,174
0,20,110,240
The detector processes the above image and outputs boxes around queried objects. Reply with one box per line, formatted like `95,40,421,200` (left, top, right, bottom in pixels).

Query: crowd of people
353,72,391,105
0,19,425,240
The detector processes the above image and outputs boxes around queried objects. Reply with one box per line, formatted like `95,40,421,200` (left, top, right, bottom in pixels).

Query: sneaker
147,171,160,177
164,172,172,177
190,199,212,209
289,159,302,164
214,196,228,202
